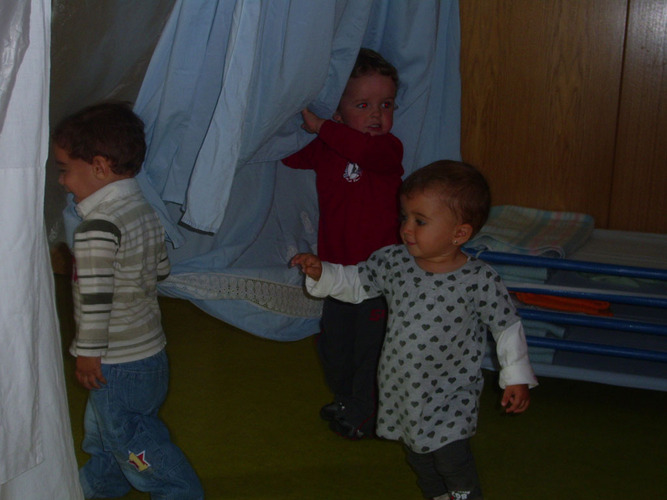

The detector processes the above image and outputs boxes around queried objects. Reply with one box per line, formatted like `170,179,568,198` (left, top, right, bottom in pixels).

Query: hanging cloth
123,0,461,340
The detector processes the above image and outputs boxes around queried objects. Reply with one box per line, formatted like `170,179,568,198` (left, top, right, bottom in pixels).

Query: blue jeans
79,350,204,499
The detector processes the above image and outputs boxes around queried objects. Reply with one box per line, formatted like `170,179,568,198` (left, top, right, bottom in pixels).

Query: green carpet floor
56,277,666,499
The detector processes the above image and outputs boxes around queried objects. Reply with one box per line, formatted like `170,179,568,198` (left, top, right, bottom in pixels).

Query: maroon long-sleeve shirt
283,120,403,265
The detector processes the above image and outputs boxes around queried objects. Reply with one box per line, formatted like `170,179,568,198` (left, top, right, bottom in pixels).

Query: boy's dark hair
52,101,146,176
401,160,491,236
350,48,399,88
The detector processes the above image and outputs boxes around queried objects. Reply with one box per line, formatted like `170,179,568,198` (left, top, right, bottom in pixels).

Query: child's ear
454,224,474,245
91,155,113,180
332,110,343,123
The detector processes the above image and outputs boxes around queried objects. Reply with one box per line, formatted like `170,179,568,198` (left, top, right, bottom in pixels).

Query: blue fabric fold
127,0,461,340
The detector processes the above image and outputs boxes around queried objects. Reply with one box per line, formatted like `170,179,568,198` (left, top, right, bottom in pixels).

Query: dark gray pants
318,296,387,428
405,439,483,500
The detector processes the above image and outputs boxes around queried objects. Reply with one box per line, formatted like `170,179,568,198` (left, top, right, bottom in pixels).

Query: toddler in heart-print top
291,160,538,500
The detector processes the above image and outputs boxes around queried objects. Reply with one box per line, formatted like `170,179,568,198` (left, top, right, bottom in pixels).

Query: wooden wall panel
609,0,667,233
460,1,628,227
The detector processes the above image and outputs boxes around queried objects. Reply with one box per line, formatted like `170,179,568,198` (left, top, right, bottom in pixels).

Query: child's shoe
319,401,345,422
328,415,375,440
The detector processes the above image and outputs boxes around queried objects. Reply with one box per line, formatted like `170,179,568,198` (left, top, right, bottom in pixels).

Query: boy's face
54,145,105,203
333,72,396,136
399,189,465,272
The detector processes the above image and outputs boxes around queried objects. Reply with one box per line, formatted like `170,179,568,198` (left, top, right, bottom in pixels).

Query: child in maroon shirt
283,48,403,438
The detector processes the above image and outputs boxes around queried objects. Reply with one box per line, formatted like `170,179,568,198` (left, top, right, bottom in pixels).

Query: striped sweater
69,178,170,363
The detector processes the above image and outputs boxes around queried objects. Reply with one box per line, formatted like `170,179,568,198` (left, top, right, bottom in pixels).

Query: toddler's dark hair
401,160,491,236
350,48,399,88
52,101,146,176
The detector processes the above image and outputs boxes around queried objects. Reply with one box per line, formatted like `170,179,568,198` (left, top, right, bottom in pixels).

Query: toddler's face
54,146,102,203
399,190,463,272
333,72,396,136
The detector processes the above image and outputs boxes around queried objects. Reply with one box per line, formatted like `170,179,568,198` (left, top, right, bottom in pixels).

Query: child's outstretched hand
291,252,323,280
501,384,530,414
301,108,325,134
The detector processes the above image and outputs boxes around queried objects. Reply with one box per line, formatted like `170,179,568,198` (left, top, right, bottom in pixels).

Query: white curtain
0,0,83,498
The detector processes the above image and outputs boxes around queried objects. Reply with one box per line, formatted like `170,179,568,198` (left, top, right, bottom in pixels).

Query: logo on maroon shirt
343,162,362,182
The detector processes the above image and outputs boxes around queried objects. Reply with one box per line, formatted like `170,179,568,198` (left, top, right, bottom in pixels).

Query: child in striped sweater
54,101,204,499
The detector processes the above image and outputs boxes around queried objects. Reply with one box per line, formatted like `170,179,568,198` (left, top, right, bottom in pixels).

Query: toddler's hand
75,355,107,390
301,108,325,134
290,252,323,280
501,384,530,414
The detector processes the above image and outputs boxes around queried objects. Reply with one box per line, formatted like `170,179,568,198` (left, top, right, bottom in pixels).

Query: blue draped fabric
131,0,461,340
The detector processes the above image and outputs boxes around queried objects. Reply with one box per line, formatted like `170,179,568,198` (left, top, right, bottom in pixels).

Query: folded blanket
522,319,566,339
487,263,550,284
569,228,667,270
466,205,595,258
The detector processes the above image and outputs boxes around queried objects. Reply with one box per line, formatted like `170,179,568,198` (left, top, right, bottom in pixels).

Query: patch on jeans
128,450,151,472
450,491,472,500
